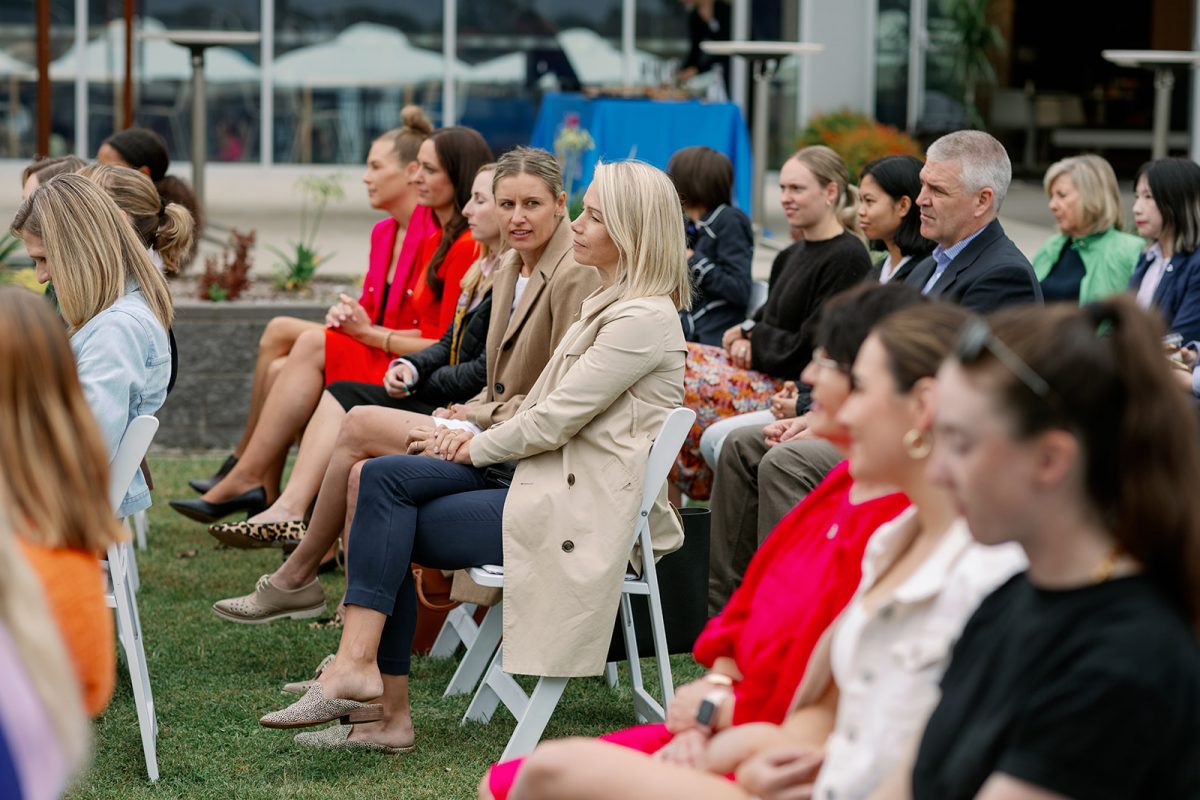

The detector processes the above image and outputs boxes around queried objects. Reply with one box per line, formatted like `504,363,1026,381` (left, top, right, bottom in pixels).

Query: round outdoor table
1102,49,1200,161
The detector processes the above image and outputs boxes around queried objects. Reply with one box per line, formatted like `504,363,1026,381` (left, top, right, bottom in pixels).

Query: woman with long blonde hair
11,173,174,518
0,285,124,717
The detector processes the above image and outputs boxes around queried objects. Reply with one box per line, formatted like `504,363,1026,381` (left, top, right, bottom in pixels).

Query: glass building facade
2,0,810,166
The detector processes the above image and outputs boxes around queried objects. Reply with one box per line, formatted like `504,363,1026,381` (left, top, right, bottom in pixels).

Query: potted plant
268,174,345,292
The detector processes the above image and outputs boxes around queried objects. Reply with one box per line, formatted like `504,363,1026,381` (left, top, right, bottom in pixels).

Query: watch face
695,699,717,726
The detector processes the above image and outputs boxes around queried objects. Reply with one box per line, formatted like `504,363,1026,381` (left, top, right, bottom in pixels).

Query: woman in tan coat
258,160,691,754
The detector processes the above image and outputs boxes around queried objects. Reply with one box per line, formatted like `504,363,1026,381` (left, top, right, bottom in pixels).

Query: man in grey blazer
903,130,1042,312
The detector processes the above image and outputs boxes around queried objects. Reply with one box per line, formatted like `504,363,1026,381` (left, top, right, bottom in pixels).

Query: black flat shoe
188,454,238,494
169,486,267,524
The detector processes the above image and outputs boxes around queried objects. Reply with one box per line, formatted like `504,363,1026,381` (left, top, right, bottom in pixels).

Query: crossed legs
295,455,505,748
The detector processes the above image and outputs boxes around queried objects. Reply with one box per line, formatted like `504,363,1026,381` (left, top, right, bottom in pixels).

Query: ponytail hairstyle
78,164,196,275
102,126,203,266
421,127,494,300
794,144,863,242
377,105,434,166
956,295,1200,631
11,174,174,333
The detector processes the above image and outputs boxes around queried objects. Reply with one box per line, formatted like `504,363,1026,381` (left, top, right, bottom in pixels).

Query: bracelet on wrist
383,330,394,354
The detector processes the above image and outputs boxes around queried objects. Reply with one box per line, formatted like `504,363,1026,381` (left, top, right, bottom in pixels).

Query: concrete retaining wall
157,301,326,449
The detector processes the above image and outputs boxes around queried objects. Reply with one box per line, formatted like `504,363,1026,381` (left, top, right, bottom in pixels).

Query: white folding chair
429,602,480,660
104,415,160,782
132,508,148,551
460,407,696,760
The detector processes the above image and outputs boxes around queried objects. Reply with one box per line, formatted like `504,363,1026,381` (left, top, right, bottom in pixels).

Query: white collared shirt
1135,242,1167,309
878,254,911,285
813,508,1026,800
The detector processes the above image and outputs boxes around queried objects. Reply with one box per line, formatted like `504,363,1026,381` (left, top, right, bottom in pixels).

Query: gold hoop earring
903,429,932,460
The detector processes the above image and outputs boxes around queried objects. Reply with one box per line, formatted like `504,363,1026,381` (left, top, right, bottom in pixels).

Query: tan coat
464,218,601,430
471,285,688,677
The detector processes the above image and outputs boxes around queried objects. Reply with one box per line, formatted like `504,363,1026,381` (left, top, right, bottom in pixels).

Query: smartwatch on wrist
740,319,757,336
694,690,728,732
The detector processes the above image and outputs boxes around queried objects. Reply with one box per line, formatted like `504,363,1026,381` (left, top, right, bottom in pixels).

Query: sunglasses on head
955,318,1052,399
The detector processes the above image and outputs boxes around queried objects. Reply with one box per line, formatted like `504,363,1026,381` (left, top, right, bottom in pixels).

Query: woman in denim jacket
11,173,174,518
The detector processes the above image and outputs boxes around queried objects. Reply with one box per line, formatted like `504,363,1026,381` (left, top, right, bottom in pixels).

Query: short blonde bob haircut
1043,154,1126,235
0,286,125,553
588,160,691,311
11,173,173,333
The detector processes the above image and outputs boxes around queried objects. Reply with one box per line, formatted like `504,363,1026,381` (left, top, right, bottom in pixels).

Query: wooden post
123,0,134,128
36,0,50,154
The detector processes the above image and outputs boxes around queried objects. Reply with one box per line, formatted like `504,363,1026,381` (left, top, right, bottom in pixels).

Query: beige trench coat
470,285,688,677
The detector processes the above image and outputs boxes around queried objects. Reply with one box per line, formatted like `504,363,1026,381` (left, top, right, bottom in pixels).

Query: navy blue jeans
343,454,506,676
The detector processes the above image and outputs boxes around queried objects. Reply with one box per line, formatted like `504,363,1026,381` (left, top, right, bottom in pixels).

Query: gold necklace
1092,544,1123,583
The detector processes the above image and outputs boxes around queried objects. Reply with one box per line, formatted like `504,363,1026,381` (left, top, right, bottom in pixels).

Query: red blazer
359,205,438,327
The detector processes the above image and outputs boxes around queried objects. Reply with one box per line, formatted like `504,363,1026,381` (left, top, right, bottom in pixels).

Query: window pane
0,0,75,159
273,0,443,164
457,0,624,154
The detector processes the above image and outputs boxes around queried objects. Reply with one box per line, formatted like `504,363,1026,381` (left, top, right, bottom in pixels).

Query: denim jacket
70,285,170,518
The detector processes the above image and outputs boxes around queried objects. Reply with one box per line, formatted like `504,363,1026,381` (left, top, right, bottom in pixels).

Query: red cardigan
692,461,910,725
359,206,437,327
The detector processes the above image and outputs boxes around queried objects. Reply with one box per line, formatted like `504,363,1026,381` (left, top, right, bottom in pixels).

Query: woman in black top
670,146,754,346
912,296,1200,799
671,145,871,499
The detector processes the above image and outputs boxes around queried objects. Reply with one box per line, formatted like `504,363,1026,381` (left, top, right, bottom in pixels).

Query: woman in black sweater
672,145,871,499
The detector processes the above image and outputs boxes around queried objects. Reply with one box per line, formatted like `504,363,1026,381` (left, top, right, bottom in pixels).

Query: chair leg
445,604,501,697
462,644,506,724
604,661,619,689
499,677,569,761
134,509,148,551
110,546,159,782
430,603,479,659
646,583,675,709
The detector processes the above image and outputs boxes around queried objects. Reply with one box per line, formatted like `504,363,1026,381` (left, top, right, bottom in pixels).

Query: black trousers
343,454,506,675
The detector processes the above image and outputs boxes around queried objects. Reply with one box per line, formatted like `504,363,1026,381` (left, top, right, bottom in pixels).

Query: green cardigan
1031,227,1145,305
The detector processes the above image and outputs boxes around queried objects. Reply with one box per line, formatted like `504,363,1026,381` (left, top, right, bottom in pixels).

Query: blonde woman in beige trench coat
258,160,693,754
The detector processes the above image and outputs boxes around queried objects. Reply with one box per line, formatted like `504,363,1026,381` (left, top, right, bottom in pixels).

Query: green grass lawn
69,455,703,799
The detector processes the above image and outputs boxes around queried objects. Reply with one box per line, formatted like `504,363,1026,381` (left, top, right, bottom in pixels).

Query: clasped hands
407,424,474,465
721,323,754,370
325,293,371,337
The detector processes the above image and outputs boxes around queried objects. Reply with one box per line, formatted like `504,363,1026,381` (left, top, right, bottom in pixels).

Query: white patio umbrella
556,28,661,86
49,18,259,83
0,51,34,79
273,22,463,88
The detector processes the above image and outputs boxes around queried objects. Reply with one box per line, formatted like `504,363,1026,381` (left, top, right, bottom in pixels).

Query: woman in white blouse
504,303,1025,800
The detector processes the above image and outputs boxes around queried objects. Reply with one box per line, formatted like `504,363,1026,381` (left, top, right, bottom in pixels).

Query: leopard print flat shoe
208,520,307,549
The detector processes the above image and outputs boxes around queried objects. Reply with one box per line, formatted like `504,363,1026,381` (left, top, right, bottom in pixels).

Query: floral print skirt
671,343,783,500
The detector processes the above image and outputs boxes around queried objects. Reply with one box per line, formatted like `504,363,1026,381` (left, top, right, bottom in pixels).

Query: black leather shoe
188,454,238,494
169,487,267,524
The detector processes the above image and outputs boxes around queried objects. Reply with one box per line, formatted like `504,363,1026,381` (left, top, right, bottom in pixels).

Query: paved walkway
0,160,1060,281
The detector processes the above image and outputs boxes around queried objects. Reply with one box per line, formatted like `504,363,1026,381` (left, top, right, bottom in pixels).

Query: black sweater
404,291,492,407
751,231,871,378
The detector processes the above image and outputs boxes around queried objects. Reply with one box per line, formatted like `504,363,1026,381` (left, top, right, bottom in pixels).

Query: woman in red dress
171,126,494,524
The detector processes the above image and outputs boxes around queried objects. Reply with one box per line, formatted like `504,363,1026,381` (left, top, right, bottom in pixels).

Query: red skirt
324,329,392,386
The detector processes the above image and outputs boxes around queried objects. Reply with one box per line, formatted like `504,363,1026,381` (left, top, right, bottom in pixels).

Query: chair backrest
108,415,160,512
629,406,696,553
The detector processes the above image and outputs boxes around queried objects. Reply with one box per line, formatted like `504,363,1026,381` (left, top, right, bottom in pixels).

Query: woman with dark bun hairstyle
97,126,203,267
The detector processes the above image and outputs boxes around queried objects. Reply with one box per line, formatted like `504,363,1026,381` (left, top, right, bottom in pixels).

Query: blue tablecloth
531,92,752,212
